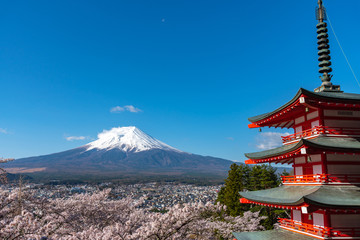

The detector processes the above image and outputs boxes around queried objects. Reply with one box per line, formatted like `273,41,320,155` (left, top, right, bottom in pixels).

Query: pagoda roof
245,136,360,161
248,88,360,124
240,185,360,208
233,229,314,240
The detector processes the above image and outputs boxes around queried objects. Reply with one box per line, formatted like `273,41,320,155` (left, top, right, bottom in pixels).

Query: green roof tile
306,185,360,207
240,185,319,206
245,137,360,160
248,88,360,123
244,141,300,159
240,185,360,207
306,137,360,150
233,229,315,240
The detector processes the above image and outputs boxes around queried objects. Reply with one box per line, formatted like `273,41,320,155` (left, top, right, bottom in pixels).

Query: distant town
5,182,222,210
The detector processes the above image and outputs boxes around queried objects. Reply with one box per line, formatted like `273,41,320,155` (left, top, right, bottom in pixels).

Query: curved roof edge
245,139,303,160
248,88,360,123
245,137,360,160
248,88,303,123
233,229,315,240
240,185,360,208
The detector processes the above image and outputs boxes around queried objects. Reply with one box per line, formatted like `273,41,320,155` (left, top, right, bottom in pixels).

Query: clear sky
1,0,360,161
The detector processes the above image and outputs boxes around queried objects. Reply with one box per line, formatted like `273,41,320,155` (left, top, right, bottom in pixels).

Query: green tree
280,168,291,177
216,163,250,216
217,163,289,230
248,165,279,191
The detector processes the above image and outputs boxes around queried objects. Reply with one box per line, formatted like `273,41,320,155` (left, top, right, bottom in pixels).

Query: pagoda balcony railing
279,218,360,238
281,126,360,144
282,174,360,185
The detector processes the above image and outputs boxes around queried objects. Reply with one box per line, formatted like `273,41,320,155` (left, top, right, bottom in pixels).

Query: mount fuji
6,127,234,181
86,126,180,153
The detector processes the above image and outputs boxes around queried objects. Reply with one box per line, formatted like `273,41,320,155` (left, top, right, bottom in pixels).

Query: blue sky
1,0,360,161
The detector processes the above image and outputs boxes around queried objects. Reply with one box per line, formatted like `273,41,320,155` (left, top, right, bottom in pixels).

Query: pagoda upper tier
248,88,360,129
234,1,360,239
245,136,360,165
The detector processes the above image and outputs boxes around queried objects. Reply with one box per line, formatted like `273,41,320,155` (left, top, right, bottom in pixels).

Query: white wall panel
295,126,302,133
293,210,302,222
311,120,320,128
307,111,319,120
295,116,305,125
310,154,321,163
313,213,324,227
295,167,303,175
313,164,322,175
294,157,306,164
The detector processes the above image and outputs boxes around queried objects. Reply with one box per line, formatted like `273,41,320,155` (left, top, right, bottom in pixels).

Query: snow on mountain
86,126,181,153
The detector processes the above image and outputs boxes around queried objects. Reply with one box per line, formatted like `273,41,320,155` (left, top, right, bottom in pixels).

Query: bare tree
0,158,14,184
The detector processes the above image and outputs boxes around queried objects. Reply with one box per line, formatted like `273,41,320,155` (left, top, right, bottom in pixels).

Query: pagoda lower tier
240,185,360,209
233,185,360,240
233,229,316,240
233,136,360,239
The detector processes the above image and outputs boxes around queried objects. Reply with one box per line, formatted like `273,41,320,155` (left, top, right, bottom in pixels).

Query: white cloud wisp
66,136,87,141
110,105,142,113
256,132,290,150
0,128,8,134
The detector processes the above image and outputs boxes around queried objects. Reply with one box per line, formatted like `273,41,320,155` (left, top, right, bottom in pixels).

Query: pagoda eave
233,229,316,240
248,88,360,128
240,196,360,212
244,137,360,164
239,185,360,209
240,197,309,210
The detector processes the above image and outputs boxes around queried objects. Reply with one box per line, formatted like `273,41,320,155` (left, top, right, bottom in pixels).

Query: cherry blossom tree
0,188,265,240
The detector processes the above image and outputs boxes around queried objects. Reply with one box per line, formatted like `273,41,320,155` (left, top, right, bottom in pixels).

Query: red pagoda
233,1,360,239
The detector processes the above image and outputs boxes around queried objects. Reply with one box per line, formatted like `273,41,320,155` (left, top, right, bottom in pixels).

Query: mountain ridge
6,126,234,181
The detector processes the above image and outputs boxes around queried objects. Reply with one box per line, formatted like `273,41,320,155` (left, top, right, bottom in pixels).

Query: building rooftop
240,185,360,208
248,88,360,123
233,229,315,240
245,136,360,160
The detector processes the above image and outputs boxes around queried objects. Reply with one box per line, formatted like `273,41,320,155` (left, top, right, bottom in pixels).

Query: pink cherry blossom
0,187,265,239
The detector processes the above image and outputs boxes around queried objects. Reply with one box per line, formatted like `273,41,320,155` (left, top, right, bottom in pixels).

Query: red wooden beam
250,99,302,128
240,198,309,210
245,159,257,164
248,123,260,128
245,148,303,164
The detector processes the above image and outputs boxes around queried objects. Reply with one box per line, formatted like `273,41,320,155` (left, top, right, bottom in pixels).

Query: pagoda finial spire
314,0,341,92
318,0,325,22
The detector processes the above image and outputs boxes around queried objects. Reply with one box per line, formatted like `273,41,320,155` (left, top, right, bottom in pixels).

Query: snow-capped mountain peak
86,126,181,153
